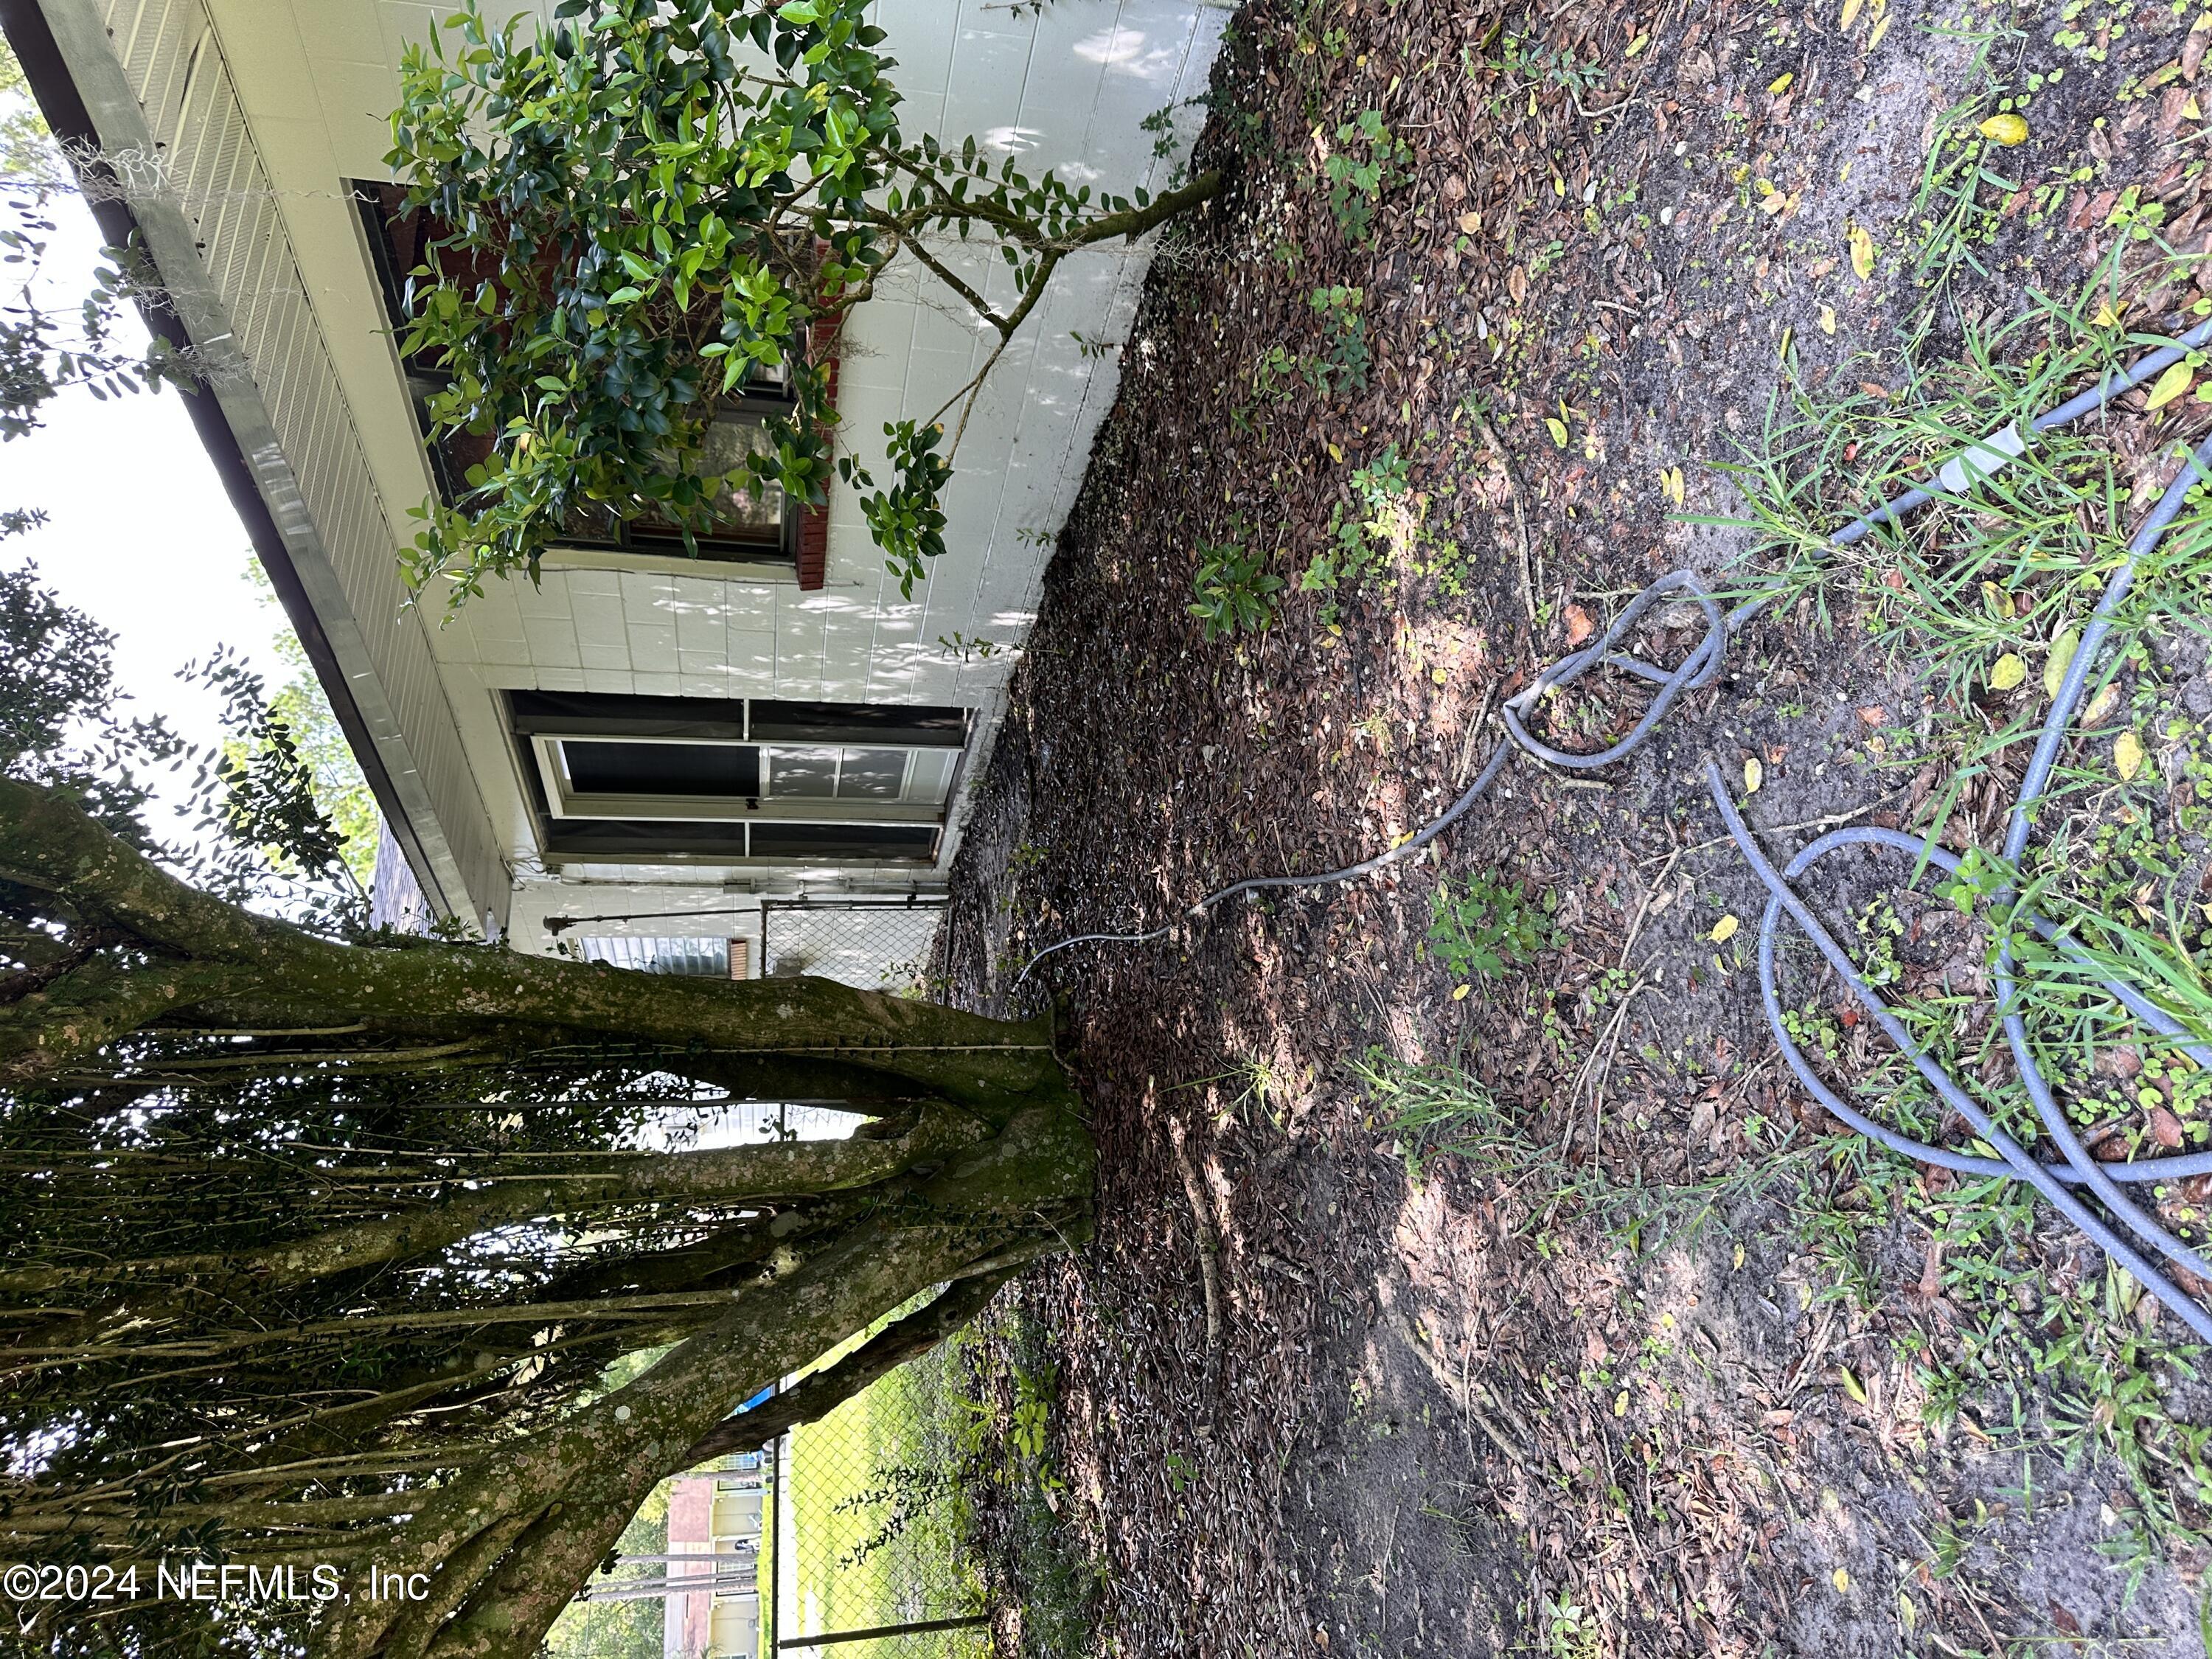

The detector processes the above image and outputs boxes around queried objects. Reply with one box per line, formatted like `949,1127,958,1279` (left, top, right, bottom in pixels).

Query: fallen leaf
1866,11,1891,47
2117,729,2146,779
2152,1107,2185,1149
2082,681,2122,725
1660,465,1686,507
1626,31,1650,57
2093,300,2121,327
1819,304,1837,335
2147,360,2196,410
1564,604,1595,646
1545,416,1570,448
1989,653,2027,692
2045,628,2079,698
1840,0,1863,24
1711,915,1741,944
1833,1567,1851,1593
1837,1366,1868,1405
1458,209,1481,234
1769,72,1795,94
1848,225,1876,282
1744,757,1764,793
1977,112,2030,145
1858,704,1887,725
1452,983,1471,1001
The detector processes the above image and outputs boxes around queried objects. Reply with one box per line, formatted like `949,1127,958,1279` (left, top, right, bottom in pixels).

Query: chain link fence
771,1324,990,1659
762,900,945,994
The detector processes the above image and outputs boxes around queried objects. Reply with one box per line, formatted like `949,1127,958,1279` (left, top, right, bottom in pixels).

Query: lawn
779,1322,990,1655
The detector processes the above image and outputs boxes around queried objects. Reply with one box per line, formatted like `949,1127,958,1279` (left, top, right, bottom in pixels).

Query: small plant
1427,869,1559,983
937,631,1007,663
1321,108,1410,243
1189,539,1284,639
1303,442,1417,623
1308,283,1370,393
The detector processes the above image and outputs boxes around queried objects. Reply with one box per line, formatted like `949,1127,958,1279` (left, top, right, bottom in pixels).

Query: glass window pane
905,748,956,806
562,740,759,798
835,749,908,801
765,748,838,799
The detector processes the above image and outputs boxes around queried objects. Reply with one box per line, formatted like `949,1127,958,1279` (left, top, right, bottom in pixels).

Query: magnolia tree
389,0,1218,608
0,0,1238,1647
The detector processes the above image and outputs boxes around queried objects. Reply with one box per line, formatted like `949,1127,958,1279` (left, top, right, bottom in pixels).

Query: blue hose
1016,320,2212,1336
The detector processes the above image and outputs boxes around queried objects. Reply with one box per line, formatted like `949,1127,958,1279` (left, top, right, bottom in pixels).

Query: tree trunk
0,775,1096,1659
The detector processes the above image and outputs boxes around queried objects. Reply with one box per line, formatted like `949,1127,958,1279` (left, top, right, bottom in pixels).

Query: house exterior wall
22,0,1225,957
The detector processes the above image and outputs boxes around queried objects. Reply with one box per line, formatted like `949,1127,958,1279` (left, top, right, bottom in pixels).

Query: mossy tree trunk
0,776,1091,1659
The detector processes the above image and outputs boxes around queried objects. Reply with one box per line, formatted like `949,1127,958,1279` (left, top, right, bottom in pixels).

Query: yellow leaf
1769,71,1795,94
1819,304,1838,335
1545,417,1570,448
2187,95,2203,121
1833,1567,1851,1593
1613,1390,1629,1417
1710,915,1741,944
1980,580,2014,619
2117,730,2146,781
1660,465,1686,507
1838,1366,1868,1405
1327,442,1344,463
2044,627,2079,698
1840,0,1864,25
1866,11,1891,46
1452,983,1471,1001
1744,757,1764,794
1899,1593,1917,1633
2083,681,2122,726
2093,301,2121,328
1733,1242,1746,1270
1626,31,1650,57
1989,653,2027,692
1848,225,1876,282
2147,360,2196,410
1976,112,2030,145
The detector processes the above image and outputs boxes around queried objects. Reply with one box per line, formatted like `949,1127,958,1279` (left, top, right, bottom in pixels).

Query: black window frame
508,691,967,868
355,181,804,567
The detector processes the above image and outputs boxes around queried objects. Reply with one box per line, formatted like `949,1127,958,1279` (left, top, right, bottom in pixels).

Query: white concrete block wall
128,0,1223,942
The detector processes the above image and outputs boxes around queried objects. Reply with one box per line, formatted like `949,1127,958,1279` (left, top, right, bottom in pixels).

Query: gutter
0,0,476,928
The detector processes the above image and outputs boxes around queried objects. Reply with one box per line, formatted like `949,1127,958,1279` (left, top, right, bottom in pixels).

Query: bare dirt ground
934,0,2212,1652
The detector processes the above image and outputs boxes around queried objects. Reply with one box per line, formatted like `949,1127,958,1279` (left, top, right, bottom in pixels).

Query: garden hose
1015,318,2212,1339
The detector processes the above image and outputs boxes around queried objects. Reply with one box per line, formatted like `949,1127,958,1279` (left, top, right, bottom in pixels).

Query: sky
0,184,289,822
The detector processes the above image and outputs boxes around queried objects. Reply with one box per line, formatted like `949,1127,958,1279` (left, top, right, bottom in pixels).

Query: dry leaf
1989,653,2027,692
2116,730,2146,779
1564,604,1595,646
1710,915,1741,944
1819,304,1837,335
1832,1567,1851,1593
2082,681,2123,725
2152,1107,2185,1149
1977,112,2030,145
1848,225,1876,281
1840,0,1864,24
1744,757,1764,793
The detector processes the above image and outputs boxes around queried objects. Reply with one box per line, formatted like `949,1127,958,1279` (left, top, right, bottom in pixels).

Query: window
510,692,965,865
355,183,799,564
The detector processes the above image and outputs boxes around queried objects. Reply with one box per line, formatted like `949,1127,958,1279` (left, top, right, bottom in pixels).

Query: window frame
508,692,967,867
353,181,804,567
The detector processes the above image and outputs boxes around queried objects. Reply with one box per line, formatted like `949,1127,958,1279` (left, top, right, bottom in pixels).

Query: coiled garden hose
1015,318,2212,1339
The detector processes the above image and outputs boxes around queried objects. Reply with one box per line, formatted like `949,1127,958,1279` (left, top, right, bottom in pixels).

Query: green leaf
2147,359,2195,410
